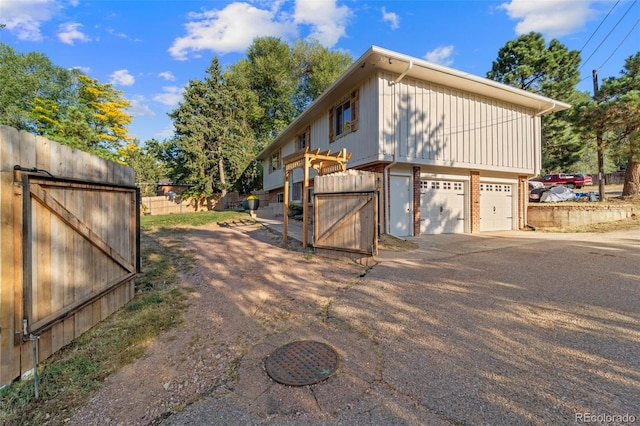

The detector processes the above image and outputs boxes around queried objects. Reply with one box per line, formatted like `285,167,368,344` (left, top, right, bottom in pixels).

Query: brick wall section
518,175,528,229
470,171,480,233
413,167,421,236
358,163,387,174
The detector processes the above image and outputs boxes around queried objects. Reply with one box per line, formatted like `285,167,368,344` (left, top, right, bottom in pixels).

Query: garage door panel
480,183,513,231
420,180,464,234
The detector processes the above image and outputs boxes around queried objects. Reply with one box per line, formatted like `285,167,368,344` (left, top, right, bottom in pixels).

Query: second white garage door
420,180,465,234
480,183,513,231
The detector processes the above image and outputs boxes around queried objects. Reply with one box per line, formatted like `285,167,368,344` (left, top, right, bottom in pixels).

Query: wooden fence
0,125,138,387
313,170,381,264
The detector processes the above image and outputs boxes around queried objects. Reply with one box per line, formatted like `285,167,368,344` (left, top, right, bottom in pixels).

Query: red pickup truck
530,173,593,189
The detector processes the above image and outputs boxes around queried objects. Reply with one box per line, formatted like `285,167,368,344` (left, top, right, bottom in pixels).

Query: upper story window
336,100,351,136
269,150,281,173
329,89,359,143
296,125,310,151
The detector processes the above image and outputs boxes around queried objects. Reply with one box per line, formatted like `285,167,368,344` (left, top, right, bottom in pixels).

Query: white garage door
420,180,465,234
480,183,513,231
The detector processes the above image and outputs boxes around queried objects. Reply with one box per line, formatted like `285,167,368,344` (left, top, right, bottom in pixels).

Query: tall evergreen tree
168,57,256,200
575,52,640,196
487,32,583,173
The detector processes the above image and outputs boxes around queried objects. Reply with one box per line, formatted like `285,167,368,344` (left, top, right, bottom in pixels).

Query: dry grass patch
379,234,419,251
0,224,204,426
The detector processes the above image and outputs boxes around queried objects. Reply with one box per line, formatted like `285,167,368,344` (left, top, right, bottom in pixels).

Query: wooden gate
314,191,377,254
15,169,139,342
313,171,380,263
1,126,138,386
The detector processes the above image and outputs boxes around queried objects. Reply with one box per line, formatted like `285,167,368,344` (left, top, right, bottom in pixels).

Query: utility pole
592,70,605,202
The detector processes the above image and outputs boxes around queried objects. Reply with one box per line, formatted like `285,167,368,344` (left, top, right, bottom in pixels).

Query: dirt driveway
70,224,640,425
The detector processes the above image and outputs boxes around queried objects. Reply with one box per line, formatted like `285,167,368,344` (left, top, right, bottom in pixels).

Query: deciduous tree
0,42,133,161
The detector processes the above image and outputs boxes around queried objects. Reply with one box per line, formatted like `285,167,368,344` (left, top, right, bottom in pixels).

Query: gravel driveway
73,224,640,425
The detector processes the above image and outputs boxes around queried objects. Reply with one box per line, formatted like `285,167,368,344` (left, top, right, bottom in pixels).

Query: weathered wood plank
0,126,21,384
17,130,38,378
34,134,53,360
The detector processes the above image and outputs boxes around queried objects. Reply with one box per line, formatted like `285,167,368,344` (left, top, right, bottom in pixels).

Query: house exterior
257,46,570,237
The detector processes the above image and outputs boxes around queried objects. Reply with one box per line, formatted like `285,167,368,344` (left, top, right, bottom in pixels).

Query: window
291,182,302,201
296,126,310,151
270,150,281,173
335,99,351,137
329,89,359,143
276,193,284,203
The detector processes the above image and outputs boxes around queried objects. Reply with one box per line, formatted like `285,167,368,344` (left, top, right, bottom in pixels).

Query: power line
578,0,620,54
580,0,638,71
596,17,640,70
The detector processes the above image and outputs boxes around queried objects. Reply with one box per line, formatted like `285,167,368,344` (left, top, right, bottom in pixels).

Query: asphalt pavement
161,219,640,425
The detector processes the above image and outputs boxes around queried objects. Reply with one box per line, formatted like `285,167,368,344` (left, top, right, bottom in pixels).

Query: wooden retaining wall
0,125,138,387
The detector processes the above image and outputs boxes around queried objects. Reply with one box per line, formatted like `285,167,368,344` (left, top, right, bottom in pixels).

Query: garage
480,183,513,231
420,180,465,234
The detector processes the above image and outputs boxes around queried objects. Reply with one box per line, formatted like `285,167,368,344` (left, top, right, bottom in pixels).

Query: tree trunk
622,159,640,196
218,147,227,199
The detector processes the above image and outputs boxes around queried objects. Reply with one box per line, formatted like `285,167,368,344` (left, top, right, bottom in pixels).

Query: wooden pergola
282,147,351,247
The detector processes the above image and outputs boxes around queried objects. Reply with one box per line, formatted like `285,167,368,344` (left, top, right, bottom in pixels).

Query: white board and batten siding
377,72,538,173
262,75,380,192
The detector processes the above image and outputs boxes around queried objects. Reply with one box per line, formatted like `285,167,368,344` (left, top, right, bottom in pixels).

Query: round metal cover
265,340,338,386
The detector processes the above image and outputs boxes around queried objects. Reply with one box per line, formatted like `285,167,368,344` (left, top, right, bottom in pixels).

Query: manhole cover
265,340,338,386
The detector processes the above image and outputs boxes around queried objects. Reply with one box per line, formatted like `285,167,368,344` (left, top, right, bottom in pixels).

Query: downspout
392,60,413,85
382,60,414,234
535,102,556,117
383,160,397,235
383,60,410,233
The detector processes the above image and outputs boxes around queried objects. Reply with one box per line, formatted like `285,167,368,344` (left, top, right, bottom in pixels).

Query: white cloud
159,72,176,81
381,7,399,30
106,27,128,38
293,0,351,47
169,0,352,60
127,96,156,117
153,86,184,106
168,2,297,60
500,0,596,37
110,69,135,86
425,45,455,66
57,22,90,45
2,0,60,41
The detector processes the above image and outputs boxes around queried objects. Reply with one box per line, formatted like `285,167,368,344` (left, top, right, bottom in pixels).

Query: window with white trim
329,89,359,143
296,126,310,151
335,99,351,137
270,150,281,173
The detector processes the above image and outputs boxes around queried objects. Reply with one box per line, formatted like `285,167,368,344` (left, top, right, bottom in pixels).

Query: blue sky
1,0,638,143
